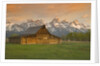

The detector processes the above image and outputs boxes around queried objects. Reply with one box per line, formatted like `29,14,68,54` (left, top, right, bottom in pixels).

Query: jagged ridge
6,18,90,37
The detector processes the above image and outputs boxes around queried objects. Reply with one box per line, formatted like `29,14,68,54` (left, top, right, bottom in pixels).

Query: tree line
62,30,90,41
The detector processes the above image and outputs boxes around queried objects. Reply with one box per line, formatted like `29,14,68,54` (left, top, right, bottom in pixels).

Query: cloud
7,3,91,24
7,4,22,14
82,14,89,18
7,16,27,22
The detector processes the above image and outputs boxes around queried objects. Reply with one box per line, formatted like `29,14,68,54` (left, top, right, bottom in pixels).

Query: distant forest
62,30,90,41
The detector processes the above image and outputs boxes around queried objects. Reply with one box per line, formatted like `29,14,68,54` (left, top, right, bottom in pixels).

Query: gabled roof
22,26,42,35
22,25,60,38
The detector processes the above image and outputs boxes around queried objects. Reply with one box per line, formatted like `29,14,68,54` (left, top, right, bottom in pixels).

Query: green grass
5,42,90,60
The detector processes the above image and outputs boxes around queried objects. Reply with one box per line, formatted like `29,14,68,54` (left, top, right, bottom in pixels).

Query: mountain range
6,18,90,37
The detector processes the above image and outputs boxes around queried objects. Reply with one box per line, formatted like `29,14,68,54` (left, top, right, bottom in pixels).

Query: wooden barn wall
21,34,61,44
8,37,21,44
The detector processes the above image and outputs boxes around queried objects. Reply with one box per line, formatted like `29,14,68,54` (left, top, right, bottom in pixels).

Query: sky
7,3,91,25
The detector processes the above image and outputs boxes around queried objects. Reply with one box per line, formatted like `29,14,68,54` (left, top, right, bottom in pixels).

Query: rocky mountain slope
6,18,90,37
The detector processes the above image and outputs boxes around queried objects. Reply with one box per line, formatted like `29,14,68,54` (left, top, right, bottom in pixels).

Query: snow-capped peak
52,17,60,23
71,20,80,25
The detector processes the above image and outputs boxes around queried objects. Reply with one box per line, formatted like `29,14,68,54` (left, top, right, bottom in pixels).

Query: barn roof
22,26,42,35
21,25,60,38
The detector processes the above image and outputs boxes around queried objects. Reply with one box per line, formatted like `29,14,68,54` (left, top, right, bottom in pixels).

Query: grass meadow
5,42,90,60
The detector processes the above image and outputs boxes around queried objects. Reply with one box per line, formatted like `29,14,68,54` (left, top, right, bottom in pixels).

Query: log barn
8,25,62,44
